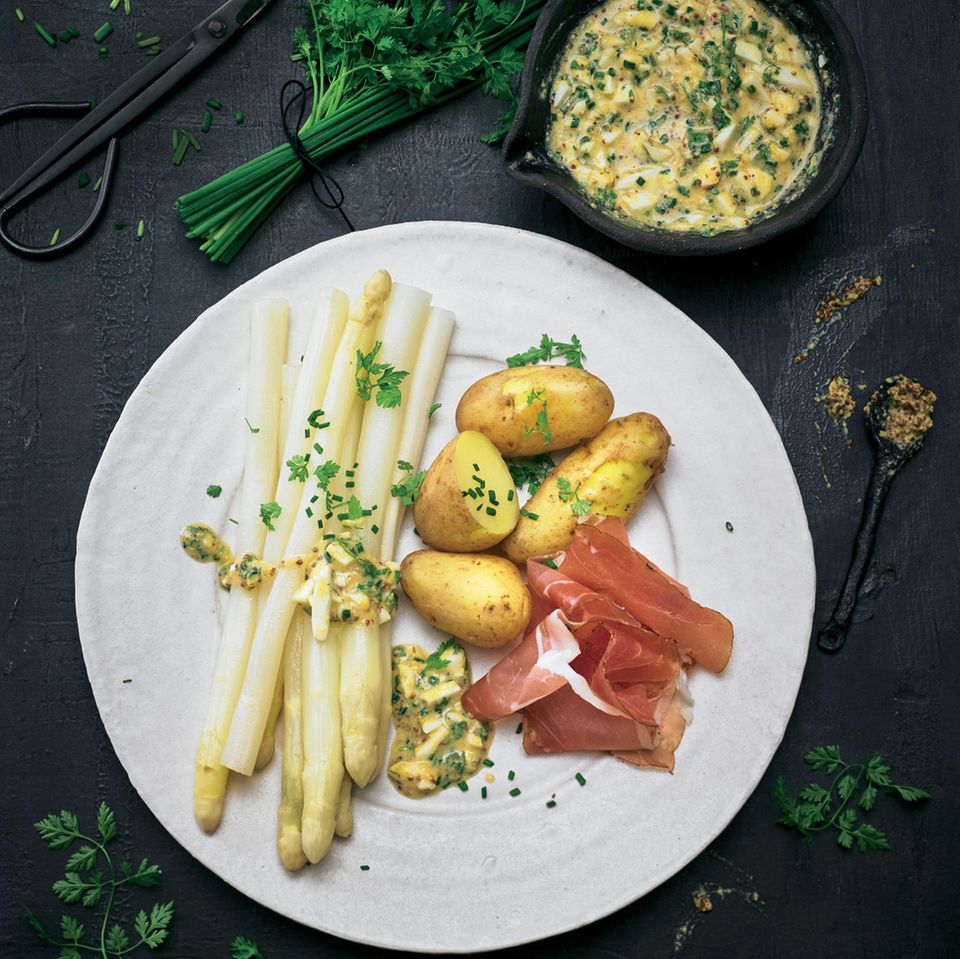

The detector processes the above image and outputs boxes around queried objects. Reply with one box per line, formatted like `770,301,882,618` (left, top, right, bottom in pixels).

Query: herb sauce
388,640,492,798
546,0,822,234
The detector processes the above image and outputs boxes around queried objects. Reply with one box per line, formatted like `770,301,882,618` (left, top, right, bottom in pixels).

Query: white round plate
76,221,814,952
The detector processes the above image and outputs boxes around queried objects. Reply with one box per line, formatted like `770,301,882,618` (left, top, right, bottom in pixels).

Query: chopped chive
575,772,586,786
458,781,468,792
515,722,523,734
184,130,201,151
145,45,161,55
98,46,109,58
228,517,238,525
206,98,222,110
371,523,379,534
359,864,370,871
16,9,25,22
309,495,319,503
507,770,515,781
59,30,74,43
35,22,57,46
303,428,310,438
110,0,121,9
114,221,126,230
541,558,559,570
77,172,91,189
489,491,499,506
520,508,539,520
546,799,557,808
482,758,494,767
172,134,190,166
234,110,244,124
481,786,487,799
725,521,734,532
93,22,113,43
472,463,480,471
172,129,180,150
49,228,61,246
509,787,521,797
485,506,496,516
136,219,145,240
507,489,514,501
475,504,483,512
201,110,213,133
123,0,131,14
92,175,103,192
305,507,313,518
136,34,161,48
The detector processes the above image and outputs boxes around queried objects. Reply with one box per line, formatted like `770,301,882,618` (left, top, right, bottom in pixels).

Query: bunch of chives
175,5,544,264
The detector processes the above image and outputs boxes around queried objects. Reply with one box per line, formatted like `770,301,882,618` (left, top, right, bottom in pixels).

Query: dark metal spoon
818,376,936,652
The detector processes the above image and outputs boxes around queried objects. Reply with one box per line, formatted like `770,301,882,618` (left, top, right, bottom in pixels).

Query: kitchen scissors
0,0,274,259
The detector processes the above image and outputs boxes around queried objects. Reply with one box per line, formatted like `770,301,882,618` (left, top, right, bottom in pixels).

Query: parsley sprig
774,746,930,851
390,460,427,506
506,453,554,495
523,388,553,445
423,638,457,673
231,937,267,959
259,501,282,531
556,476,592,516
355,342,409,409
506,333,585,368
25,803,173,957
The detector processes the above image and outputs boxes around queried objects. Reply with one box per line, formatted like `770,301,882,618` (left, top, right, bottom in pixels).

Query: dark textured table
2,2,957,956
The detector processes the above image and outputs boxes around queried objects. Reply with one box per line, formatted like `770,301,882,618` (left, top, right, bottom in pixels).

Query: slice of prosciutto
561,518,734,673
523,684,661,754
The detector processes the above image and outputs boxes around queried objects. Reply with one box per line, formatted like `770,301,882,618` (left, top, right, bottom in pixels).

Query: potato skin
401,551,531,648
456,365,614,456
502,412,670,564
412,436,516,552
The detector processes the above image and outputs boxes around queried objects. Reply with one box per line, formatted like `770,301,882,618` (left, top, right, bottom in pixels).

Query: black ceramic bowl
504,0,868,255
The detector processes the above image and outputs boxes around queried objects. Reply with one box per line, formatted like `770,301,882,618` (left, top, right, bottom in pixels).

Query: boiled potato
413,431,519,552
456,365,614,456
401,550,531,648
502,412,670,564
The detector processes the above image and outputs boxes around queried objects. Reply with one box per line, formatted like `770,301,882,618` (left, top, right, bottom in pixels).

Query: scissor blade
0,0,274,209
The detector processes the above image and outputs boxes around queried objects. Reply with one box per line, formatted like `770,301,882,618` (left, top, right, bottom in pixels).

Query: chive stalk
136,34,161,47
78,172,91,189
201,110,213,133
49,228,61,246
35,22,57,46
16,9,25,22
136,219,145,239
234,110,244,124
109,0,121,9
93,22,113,43
206,99,222,110
92,175,103,192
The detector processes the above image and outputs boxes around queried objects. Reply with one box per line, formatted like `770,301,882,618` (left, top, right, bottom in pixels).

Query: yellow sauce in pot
546,0,822,234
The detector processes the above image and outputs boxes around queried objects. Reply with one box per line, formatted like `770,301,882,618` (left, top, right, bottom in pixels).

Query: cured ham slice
561,518,733,673
613,694,688,772
522,685,660,754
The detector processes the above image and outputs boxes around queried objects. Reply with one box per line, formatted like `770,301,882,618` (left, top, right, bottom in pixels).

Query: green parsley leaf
556,476,592,516
206,484,223,498
356,341,409,408
506,333,586,369
428,402,442,418
523,387,553,445
259,501,282,531
775,745,929,852
422,638,458,673
286,454,310,482
313,460,340,488
391,460,427,506
506,453,554,495
231,936,267,959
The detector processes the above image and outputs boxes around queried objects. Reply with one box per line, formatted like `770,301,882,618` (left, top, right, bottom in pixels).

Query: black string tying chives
279,79,354,233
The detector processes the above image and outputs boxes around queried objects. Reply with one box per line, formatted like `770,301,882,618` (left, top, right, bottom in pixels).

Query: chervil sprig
506,454,554,495
506,333,586,369
556,476,591,516
390,459,427,506
523,388,553,445
355,341,409,409
25,802,174,958
774,746,930,852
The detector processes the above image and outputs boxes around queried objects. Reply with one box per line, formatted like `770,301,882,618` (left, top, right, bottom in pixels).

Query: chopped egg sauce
546,0,822,234
388,640,492,798
180,524,399,636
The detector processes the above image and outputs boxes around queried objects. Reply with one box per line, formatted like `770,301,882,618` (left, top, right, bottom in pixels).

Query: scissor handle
0,100,119,259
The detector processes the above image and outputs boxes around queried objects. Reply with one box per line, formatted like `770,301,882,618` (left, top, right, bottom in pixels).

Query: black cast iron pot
503,0,869,255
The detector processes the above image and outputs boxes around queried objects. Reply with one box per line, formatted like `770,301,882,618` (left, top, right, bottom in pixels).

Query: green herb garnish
206,484,222,498
231,937,267,959
259,501,282,531
423,638,457,673
391,460,426,506
506,333,585,369
25,803,174,957
244,417,260,434
556,477,591,516
355,341,409,408
523,388,553,445
428,402,442,418
774,746,930,851
506,453,554,494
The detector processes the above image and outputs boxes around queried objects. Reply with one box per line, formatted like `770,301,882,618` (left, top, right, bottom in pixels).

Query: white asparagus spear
194,300,288,832
256,362,301,772
221,273,391,776
374,307,455,773
334,774,353,838
276,610,308,871
340,284,432,787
